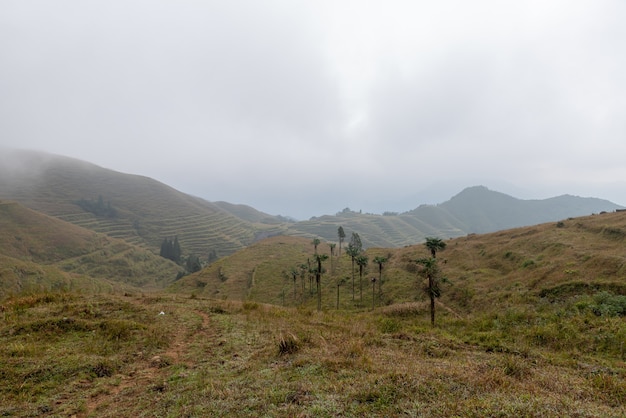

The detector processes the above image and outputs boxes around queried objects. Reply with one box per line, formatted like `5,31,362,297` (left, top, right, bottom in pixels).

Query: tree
425,237,446,259
415,257,443,327
338,226,346,256
314,253,329,311
328,243,336,273
299,263,308,296
372,255,388,294
185,254,202,273
345,232,362,300
289,266,299,300
160,237,182,264
356,254,368,301
312,238,321,254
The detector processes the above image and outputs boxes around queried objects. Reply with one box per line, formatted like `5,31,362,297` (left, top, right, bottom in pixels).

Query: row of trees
306,228,448,325
75,195,118,218
160,237,217,276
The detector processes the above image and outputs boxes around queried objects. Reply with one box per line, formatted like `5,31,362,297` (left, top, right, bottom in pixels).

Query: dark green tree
314,253,329,311
345,232,362,300
299,263,308,296
312,238,321,254
415,257,443,327
356,254,368,301
372,255,388,293
185,254,202,273
328,243,336,273
338,226,346,256
289,266,299,300
425,237,446,258
160,237,182,264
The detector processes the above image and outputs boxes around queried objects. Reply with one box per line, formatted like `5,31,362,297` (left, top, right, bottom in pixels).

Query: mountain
283,186,623,247
408,185,623,234
0,149,282,259
1,150,622,255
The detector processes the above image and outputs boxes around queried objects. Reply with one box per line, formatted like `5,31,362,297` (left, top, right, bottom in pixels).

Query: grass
1,292,623,417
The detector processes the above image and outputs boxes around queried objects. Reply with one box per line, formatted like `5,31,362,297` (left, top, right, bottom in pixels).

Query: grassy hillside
0,201,181,296
1,211,625,416
3,151,621,258
1,291,623,417
172,211,626,311
0,150,280,258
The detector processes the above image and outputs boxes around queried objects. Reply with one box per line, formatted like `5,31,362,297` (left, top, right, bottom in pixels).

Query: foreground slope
0,200,181,296
1,290,623,417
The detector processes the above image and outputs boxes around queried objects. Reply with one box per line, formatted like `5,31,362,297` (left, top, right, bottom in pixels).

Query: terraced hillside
1,151,621,257
0,201,181,297
0,150,280,258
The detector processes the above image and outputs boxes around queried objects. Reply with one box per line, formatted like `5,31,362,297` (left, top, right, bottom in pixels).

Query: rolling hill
2,206,625,416
0,200,182,297
1,150,622,256
0,149,282,259
173,210,626,313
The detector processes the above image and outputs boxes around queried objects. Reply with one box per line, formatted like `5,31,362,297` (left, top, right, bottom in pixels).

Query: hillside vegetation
0,201,181,297
2,151,621,258
1,208,625,416
0,150,279,259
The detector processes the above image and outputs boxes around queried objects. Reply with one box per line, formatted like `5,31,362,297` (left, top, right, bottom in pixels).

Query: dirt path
81,297,215,417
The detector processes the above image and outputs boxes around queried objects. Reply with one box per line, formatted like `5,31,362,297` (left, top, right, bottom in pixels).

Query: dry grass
1,292,623,417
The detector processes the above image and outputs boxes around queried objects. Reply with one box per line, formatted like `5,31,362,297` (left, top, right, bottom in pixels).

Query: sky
1,1,625,219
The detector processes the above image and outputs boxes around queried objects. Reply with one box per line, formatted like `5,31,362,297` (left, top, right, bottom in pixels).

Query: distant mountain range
0,149,622,257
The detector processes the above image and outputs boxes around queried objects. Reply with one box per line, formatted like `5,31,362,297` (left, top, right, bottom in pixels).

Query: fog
1,1,625,219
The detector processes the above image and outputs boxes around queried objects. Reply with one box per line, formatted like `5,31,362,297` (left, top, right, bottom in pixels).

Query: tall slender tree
289,266,299,300
312,238,321,254
415,257,442,327
345,232,362,300
314,253,329,311
299,263,308,296
372,255,388,294
356,254,368,301
338,226,346,256
328,243,336,273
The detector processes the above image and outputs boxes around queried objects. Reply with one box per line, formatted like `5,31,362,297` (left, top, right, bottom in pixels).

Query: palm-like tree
298,263,307,296
425,237,446,258
346,232,363,300
312,238,321,254
355,254,368,301
338,226,345,256
372,255,388,293
328,243,336,272
415,257,442,327
289,266,299,300
314,253,329,311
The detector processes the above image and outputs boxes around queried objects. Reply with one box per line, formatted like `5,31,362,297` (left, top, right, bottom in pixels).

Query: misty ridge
0,149,623,261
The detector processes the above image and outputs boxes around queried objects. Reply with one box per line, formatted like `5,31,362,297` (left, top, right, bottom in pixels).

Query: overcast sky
1,1,625,219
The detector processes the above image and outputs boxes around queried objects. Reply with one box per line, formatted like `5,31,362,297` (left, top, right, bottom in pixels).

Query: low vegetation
1,291,623,417
1,196,625,416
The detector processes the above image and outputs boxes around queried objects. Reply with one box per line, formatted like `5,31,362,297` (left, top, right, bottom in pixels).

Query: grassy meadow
1,291,623,417
1,204,625,416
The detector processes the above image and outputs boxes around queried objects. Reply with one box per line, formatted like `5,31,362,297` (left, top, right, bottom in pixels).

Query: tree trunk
351,258,355,300
372,280,376,310
429,275,435,327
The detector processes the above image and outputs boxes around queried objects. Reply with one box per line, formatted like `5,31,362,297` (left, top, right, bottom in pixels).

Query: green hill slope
0,150,281,258
0,200,181,296
171,211,626,314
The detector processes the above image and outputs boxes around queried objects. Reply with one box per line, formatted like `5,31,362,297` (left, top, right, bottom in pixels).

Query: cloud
1,1,625,218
